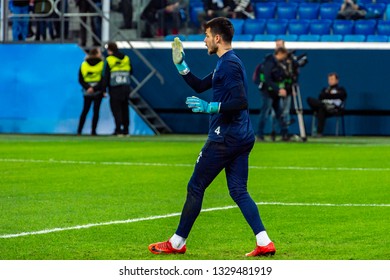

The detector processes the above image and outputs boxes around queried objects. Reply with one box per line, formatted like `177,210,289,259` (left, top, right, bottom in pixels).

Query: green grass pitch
0,134,389,260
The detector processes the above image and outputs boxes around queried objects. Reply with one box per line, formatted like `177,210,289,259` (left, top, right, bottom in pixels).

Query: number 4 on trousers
215,126,221,135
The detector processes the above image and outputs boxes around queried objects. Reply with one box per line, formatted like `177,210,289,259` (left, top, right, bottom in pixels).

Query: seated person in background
197,0,254,29
141,0,186,37
230,0,254,19
336,0,366,20
197,0,235,28
307,72,347,137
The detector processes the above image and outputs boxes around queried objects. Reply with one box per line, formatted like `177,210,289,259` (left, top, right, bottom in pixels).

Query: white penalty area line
1,158,390,172
1,201,389,239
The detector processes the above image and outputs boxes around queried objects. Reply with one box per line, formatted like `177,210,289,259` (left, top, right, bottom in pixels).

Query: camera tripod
291,83,307,142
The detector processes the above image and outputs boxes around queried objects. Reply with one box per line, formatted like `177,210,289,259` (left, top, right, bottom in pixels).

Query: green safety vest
106,55,131,86
259,72,286,91
80,60,104,83
258,61,293,91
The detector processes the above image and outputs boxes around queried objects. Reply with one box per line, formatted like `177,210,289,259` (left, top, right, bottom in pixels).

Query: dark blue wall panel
0,44,389,135
126,47,390,136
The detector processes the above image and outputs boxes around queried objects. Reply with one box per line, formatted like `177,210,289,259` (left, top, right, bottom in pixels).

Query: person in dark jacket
77,47,104,135
257,47,290,141
119,0,133,29
103,42,133,136
34,0,55,41
140,0,184,37
307,72,347,137
76,0,102,46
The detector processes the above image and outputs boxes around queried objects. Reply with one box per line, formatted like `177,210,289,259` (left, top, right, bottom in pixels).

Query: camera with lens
284,50,308,83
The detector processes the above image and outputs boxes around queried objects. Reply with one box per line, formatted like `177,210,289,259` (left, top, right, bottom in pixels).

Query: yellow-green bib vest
106,55,131,86
81,61,104,83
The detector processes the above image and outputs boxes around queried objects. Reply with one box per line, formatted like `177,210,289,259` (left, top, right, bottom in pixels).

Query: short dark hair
106,42,118,52
204,17,234,43
274,47,288,55
328,72,339,80
89,47,100,56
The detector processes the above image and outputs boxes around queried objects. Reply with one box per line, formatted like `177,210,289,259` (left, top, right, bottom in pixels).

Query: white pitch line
1,158,389,172
250,166,390,172
0,202,389,239
255,202,390,207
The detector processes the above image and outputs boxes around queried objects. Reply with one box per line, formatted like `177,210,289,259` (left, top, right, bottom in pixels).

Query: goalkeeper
148,17,276,257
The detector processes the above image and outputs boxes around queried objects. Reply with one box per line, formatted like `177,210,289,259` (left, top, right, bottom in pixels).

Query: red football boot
246,242,276,257
148,240,186,255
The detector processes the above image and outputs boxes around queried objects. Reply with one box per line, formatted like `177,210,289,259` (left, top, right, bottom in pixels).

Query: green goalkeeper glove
172,37,190,75
186,96,220,114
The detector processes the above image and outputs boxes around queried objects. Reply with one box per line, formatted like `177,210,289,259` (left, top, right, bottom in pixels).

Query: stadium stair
128,92,172,135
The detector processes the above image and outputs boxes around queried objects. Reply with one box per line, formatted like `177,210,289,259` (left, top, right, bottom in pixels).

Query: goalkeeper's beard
207,43,218,55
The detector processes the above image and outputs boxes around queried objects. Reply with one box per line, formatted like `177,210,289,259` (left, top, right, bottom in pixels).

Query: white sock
169,234,186,250
256,231,272,246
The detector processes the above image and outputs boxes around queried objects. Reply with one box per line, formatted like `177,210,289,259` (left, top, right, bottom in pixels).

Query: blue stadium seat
343,34,366,42
386,3,390,20
289,0,307,3
298,3,320,20
354,20,377,35
230,19,245,35
253,34,277,42
164,34,186,41
276,34,298,41
189,3,204,27
376,0,390,4
254,3,277,19
320,34,343,42
233,34,254,41
186,34,205,41
332,20,354,35
364,3,386,19
298,34,321,42
288,19,310,35
376,20,390,35
266,19,288,35
366,34,388,42
276,3,298,20
309,19,332,35
243,19,266,35
320,3,341,20
358,0,375,4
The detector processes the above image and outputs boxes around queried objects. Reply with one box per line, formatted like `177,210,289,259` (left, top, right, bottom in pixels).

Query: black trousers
78,94,103,135
109,91,130,134
78,0,100,46
307,97,329,134
121,0,133,28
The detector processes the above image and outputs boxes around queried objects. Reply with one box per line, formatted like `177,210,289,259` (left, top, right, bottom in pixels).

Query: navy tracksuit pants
175,140,266,238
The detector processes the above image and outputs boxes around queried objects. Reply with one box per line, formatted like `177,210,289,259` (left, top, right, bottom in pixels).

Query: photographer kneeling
257,47,291,141
307,72,347,137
